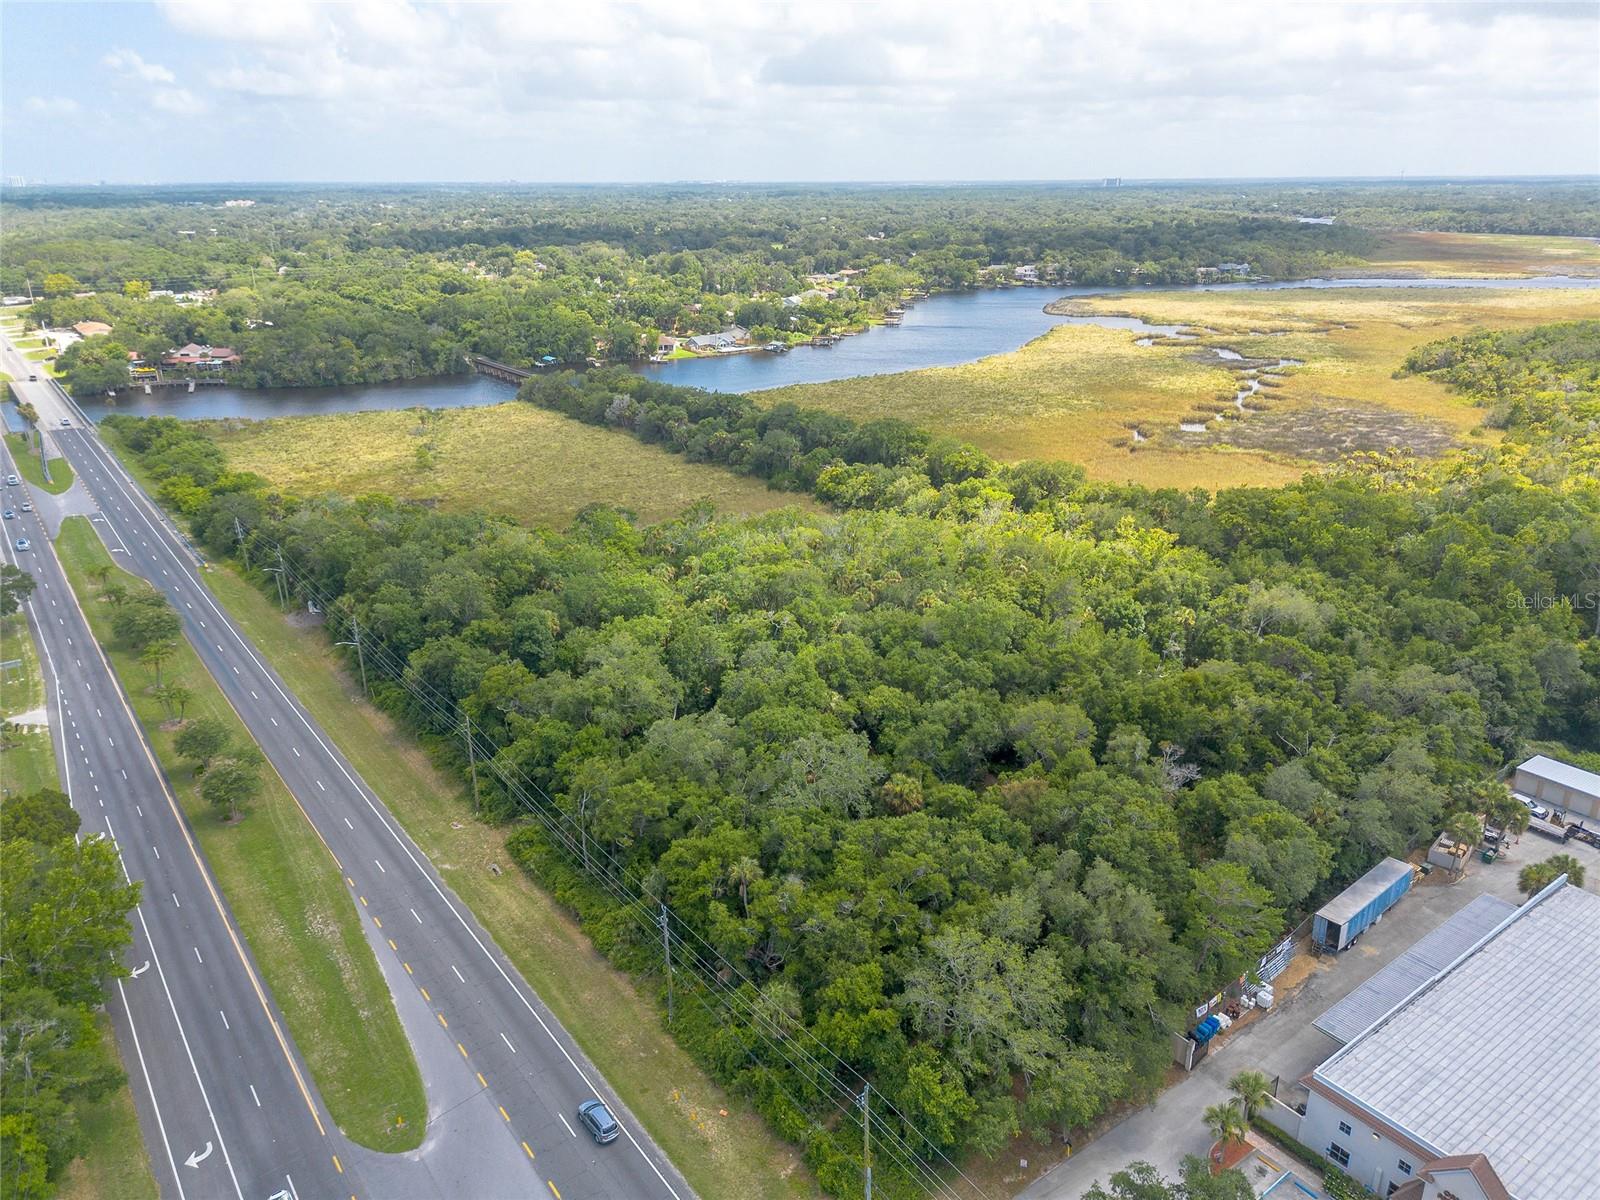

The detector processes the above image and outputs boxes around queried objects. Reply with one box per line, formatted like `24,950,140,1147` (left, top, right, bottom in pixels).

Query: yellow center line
359,896,367,907
499,1104,511,1122
457,1042,468,1059
437,1012,448,1029
373,915,382,929
403,961,413,975
332,1155,344,1174
547,1181,561,1200
388,938,397,951
522,1141,535,1160
477,1071,487,1088
420,987,431,1002
345,876,354,887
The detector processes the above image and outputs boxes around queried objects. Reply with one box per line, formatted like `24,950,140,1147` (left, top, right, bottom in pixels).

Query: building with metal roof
1295,879,1600,1199
1513,754,1600,822
1312,893,1516,1046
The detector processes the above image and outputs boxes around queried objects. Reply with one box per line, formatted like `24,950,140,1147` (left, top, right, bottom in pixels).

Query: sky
2,0,1597,184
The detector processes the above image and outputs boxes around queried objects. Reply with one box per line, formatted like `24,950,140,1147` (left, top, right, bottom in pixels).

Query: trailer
1313,858,1414,953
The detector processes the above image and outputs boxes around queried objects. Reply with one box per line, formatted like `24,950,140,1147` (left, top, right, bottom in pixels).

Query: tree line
96,320,1598,1193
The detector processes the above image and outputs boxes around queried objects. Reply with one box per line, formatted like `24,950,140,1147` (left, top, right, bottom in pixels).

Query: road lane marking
436,1012,447,1028
388,938,397,951
194,946,204,964
451,964,464,983
172,892,181,908
332,1156,343,1175
523,1141,534,1160
372,915,382,929
500,1032,516,1054
270,717,278,726
410,908,421,924
344,818,353,829
250,1085,260,1107
65,428,685,1195
479,1072,489,1088
317,780,326,791
219,1009,229,1030
457,1042,468,1059
374,858,385,873
548,1182,562,1200
403,962,412,975
499,1105,510,1122
293,746,300,757
153,845,159,859
420,987,430,1002
558,1114,575,1137
359,896,367,907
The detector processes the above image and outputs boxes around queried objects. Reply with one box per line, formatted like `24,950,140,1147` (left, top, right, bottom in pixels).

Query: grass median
198,559,819,1200
0,610,59,798
53,516,426,1152
6,431,75,494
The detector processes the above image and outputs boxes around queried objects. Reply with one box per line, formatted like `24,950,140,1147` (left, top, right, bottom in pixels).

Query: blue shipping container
1312,858,1413,952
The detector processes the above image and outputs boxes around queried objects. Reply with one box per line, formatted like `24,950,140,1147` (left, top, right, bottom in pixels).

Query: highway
3,436,348,1200
5,355,693,1197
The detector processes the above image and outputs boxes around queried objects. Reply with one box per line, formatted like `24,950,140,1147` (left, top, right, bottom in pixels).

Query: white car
59,417,71,427
14,537,30,552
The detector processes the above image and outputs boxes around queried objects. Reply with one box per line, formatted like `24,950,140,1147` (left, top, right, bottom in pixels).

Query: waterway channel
72,275,1600,423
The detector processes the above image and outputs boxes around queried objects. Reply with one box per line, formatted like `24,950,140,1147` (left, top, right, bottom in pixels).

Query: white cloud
102,48,178,85
24,96,82,116
15,0,1598,179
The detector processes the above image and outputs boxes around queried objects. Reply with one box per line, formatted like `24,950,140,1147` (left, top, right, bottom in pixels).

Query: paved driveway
1022,837,1599,1198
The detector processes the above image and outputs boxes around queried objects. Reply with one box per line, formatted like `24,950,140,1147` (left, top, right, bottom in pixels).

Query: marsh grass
201,401,811,527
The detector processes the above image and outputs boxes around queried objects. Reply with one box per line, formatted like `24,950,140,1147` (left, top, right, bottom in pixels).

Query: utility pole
660,903,674,1024
233,516,250,568
263,565,286,609
341,617,368,696
860,1084,872,1200
462,705,480,815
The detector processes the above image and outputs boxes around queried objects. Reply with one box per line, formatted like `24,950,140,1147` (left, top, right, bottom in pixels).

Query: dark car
576,1099,620,1145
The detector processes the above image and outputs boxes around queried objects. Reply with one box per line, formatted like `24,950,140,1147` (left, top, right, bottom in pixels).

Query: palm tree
1228,1070,1273,1123
1202,1100,1248,1149
1518,860,1560,897
1496,800,1531,845
1543,853,1586,889
727,855,763,916
140,638,176,687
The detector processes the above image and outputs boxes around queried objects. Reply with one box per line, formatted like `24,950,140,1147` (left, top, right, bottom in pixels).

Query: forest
97,319,1599,1194
6,179,1592,393
0,790,142,1197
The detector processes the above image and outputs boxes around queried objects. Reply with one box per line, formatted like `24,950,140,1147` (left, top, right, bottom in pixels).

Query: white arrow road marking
130,961,150,978
184,1142,213,1169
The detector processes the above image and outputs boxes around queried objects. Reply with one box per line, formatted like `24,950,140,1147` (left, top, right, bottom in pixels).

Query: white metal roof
1313,881,1600,1200
1313,894,1515,1045
1515,754,1600,798
1315,857,1412,926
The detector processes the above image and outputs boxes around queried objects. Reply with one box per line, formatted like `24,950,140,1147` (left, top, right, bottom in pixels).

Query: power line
256,531,992,1199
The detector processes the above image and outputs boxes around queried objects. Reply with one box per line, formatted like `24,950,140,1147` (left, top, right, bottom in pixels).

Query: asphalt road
5,359,692,1198
4,435,347,1200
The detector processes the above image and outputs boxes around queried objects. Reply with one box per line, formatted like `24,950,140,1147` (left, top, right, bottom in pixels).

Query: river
72,275,1600,422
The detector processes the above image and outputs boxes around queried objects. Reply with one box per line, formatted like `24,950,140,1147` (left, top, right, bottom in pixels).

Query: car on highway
575,1099,620,1145
14,537,30,551
19,501,32,513
2,509,13,520
59,417,71,427
4,474,17,486
27,374,38,382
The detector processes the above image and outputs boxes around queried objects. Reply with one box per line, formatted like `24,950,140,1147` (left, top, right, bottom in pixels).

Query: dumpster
1481,848,1497,864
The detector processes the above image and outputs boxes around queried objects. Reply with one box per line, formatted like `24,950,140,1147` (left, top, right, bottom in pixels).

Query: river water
73,275,1600,422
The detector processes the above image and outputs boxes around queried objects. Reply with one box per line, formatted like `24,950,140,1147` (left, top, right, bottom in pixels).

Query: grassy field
56,1015,159,1200
1359,231,1600,278
197,560,820,1200
769,285,1600,489
6,430,75,493
53,517,427,1152
0,610,59,798
199,402,813,527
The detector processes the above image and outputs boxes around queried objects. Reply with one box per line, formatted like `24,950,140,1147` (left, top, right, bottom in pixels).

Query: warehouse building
1297,878,1599,1199
1512,754,1600,823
